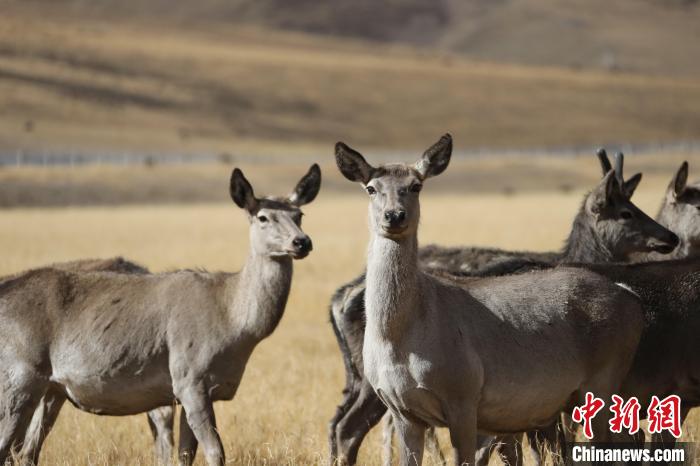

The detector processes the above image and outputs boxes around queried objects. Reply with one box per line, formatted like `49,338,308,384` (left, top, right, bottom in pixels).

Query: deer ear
623,173,642,198
415,133,452,179
590,170,618,212
670,161,689,198
230,168,258,212
289,164,321,206
335,143,374,184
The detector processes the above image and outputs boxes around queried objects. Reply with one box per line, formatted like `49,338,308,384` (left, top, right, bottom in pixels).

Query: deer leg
329,381,362,465
176,384,222,466
19,389,66,465
448,406,477,466
147,406,175,465
335,381,387,466
178,406,199,466
386,419,446,466
393,414,426,466
0,368,46,464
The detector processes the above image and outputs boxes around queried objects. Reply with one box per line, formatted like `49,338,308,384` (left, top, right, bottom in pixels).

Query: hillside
2,4,700,158
17,0,700,76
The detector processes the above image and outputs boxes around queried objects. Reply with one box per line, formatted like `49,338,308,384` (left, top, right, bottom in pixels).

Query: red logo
647,395,682,439
572,392,605,440
609,395,641,435
572,393,682,439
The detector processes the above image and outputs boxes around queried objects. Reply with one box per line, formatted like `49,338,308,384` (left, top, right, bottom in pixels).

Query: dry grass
2,6,700,157
2,165,700,464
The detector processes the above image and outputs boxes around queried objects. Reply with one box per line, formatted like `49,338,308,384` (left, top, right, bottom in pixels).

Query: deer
333,134,647,466
574,256,700,463
328,149,679,466
476,159,700,465
652,161,700,260
6,257,178,465
0,164,321,466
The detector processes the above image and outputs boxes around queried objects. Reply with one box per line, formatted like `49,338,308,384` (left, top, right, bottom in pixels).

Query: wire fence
3,140,700,167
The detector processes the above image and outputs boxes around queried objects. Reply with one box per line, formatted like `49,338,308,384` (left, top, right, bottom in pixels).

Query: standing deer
333,134,646,466
328,150,679,466
0,164,321,466
9,257,177,465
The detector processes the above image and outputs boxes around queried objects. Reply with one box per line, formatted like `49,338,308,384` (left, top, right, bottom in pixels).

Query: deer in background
328,149,679,466
577,256,700,465
653,161,700,259
0,164,321,466
333,134,646,465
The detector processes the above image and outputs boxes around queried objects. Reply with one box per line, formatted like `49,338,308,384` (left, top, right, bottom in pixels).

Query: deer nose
292,236,312,253
384,210,406,227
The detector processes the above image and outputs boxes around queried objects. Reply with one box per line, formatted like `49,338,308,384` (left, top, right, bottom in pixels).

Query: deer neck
364,232,420,341
231,250,293,341
561,212,617,263
656,207,699,259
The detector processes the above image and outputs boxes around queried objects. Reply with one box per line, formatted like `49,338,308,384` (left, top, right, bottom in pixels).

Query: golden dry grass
2,164,700,464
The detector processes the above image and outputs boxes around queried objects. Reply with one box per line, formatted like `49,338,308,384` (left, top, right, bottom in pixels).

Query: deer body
0,164,321,466
31,263,287,415
364,239,639,433
584,258,700,409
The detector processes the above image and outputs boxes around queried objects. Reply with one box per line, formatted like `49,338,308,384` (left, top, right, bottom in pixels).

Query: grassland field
2,2,700,463
3,155,700,465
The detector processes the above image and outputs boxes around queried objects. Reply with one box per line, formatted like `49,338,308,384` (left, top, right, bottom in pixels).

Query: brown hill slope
1,3,700,156
18,0,700,75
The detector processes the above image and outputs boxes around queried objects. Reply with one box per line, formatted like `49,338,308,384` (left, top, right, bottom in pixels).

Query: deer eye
258,215,268,223
366,186,377,195
411,184,422,193
620,211,633,220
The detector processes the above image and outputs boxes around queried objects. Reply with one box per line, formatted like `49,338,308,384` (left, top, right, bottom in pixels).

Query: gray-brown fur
575,257,700,455
327,150,677,466
0,164,321,466
333,135,645,466
653,161,700,259
13,257,180,465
